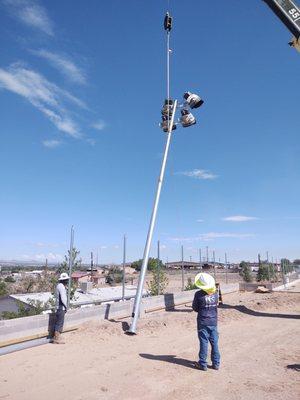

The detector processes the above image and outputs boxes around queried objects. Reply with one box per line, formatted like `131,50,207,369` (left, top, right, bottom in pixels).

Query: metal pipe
199,248,202,269
225,252,228,284
0,338,51,356
126,100,177,334
157,240,160,295
67,226,74,308
122,235,126,301
213,250,216,280
181,245,184,291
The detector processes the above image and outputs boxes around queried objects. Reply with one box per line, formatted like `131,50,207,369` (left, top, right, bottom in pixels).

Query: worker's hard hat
59,272,70,281
194,272,216,294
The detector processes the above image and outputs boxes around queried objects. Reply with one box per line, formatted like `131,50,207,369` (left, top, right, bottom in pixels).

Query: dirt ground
0,284,299,400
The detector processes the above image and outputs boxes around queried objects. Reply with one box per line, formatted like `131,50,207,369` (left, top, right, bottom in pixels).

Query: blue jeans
198,325,220,368
54,309,66,333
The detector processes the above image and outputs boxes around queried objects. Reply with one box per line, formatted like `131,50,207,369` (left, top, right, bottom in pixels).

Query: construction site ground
0,283,299,400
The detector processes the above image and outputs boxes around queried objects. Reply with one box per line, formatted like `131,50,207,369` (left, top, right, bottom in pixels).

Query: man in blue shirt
192,272,220,371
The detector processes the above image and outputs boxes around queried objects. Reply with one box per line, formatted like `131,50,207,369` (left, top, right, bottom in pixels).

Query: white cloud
32,49,86,84
86,138,96,146
196,219,204,223
177,169,217,180
33,242,60,248
169,237,196,243
169,232,255,242
0,63,84,137
91,120,106,131
199,232,255,241
22,252,63,262
222,215,259,222
42,139,62,148
4,0,54,36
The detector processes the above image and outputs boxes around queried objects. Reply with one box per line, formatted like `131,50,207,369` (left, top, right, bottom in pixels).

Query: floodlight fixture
180,109,196,127
164,12,172,32
161,98,175,117
160,115,177,132
183,91,204,109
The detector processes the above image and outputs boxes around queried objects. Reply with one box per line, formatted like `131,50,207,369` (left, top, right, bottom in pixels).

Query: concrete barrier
272,278,300,291
0,283,239,347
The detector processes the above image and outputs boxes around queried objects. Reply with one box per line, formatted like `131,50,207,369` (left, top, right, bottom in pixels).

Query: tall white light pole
126,11,204,335
127,100,177,334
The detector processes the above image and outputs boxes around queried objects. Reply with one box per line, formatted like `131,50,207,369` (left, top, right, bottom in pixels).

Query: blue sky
0,0,299,264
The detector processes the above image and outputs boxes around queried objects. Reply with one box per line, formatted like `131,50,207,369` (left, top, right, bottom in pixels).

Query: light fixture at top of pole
160,11,205,133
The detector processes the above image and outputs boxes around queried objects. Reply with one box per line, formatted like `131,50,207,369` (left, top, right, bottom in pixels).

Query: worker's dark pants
54,308,66,333
198,325,220,368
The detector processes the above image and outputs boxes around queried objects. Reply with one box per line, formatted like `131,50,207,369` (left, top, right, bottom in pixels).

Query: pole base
125,330,137,336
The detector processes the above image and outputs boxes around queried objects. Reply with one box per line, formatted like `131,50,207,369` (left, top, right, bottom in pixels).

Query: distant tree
35,273,57,293
257,263,276,282
147,263,168,295
239,261,253,283
57,247,82,274
184,277,197,291
293,259,300,266
2,299,54,320
4,276,15,283
281,258,295,274
132,258,165,272
0,281,8,296
20,276,36,293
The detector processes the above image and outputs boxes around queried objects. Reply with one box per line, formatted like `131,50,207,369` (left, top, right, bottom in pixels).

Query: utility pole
67,226,74,308
91,252,94,283
206,246,209,263
199,248,202,269
213,250,216,280
181,245,184,291
122,235,126,301
157,240,160,295
225,252,228,284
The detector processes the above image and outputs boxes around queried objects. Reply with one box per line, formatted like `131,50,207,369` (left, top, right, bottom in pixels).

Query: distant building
71,271,90,284
165,261,201,270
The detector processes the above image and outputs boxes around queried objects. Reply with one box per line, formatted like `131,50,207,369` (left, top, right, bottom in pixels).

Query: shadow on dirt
286,364,300,371
220,303,300,320
108,319,130,332
139,353,195,369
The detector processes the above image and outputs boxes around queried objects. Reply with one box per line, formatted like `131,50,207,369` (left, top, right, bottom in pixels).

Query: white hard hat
194,272,216,293
59,272,70,281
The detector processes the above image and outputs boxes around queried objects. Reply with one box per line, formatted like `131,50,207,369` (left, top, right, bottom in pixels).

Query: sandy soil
0,286,299,400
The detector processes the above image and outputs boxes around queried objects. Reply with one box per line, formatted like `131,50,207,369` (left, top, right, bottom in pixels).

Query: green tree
58,247,82,274
257,263,276,282
132,257,164,272
2,298,54,320
4,276,15,283
184,277,197,291
0,281,8,296
147,263,168,295
239,261,253,283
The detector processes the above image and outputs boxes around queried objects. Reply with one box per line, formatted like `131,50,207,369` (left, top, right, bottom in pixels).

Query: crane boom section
263,0,300,38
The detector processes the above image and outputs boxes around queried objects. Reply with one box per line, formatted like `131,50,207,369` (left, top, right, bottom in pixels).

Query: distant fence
239,272,300,292
0,283,239,348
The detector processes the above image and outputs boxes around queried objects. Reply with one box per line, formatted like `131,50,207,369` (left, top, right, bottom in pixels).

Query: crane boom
263,0,300,38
